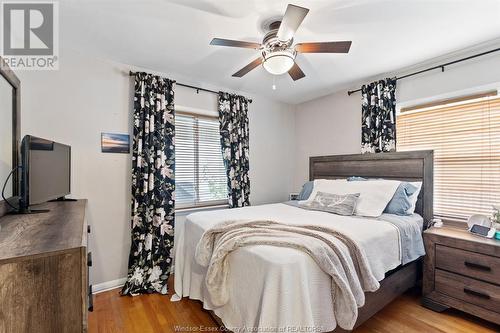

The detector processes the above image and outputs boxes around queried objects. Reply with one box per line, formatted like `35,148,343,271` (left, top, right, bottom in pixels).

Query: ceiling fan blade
295,41,352,53
288,62,305,81
210,38,261,49
276,4,309,42
232,58,262,77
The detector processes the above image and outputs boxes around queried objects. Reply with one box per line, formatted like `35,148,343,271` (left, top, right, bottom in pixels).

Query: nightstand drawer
436,244,500,285
435,269,500,313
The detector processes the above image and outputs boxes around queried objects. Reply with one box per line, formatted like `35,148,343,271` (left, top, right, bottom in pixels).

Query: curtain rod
129,71,252,103
347,47,500,96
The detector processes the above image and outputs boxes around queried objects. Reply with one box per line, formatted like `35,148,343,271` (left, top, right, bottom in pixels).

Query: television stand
0,200,90,332
49,196,78,202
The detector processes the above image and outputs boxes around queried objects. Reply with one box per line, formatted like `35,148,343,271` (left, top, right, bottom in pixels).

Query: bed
173,150,434,332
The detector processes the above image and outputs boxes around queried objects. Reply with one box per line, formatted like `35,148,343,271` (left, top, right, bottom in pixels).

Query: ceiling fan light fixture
262,50,295,75
213,4,351,80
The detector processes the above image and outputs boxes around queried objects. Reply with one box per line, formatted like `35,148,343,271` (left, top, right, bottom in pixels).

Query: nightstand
422,226,500,325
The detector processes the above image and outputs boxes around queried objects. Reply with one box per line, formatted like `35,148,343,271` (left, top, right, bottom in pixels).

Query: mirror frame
0,56,20,218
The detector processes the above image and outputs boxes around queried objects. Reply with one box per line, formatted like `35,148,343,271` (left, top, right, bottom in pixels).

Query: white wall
293,46,500,190
294,91,360,189
16,48,295,285
0,76,13,198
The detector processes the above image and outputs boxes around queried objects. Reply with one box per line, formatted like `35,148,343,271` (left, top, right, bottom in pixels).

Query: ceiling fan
209,4,352,81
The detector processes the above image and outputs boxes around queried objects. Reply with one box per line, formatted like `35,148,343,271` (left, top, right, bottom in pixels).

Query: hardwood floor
89,279,500,333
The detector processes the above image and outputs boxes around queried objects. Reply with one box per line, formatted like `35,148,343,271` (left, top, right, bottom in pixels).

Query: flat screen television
19,135,71,213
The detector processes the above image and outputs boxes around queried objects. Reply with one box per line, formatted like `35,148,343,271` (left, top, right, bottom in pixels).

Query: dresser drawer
435,244,500,285
435,269,500,313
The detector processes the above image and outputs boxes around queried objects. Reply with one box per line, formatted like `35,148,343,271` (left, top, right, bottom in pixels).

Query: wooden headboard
309,150,434,226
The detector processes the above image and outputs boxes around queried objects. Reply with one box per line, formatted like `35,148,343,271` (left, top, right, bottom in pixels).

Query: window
175,113,228,209
397,92,500,221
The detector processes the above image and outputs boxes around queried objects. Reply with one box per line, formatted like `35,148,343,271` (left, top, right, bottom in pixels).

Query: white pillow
300,179,401,217
406,181,422,214
299,179,343,205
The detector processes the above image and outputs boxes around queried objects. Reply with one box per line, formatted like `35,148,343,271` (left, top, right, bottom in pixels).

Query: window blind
176,114,228,208
397,95,500,221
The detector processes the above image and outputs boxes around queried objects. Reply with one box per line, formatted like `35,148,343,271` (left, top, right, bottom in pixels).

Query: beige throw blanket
195,220,380,330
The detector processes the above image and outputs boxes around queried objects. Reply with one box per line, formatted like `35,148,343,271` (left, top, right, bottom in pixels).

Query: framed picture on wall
101,133,130,153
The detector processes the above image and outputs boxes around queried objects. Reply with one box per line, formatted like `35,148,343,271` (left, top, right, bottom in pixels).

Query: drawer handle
463,287,490,300
464,261,491,272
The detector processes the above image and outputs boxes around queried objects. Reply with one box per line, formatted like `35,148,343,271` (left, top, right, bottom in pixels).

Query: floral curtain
361,78,397,153
218,92,250,208
122,72,175,296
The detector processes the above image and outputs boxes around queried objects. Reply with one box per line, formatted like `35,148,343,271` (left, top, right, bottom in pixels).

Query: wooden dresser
0,200,90,333
423,226,500,325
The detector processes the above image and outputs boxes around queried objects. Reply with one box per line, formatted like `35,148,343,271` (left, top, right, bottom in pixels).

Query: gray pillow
300,191,360,216
297,181,314,200
384,182,418,216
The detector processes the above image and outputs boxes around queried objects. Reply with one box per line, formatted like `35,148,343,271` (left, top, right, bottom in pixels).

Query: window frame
175,110,228,210
396,90,500,224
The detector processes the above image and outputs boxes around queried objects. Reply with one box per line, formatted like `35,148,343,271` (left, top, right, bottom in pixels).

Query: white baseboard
92,277,127,294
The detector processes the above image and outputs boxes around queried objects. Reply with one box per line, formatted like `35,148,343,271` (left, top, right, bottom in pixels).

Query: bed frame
209,150,434,332
309,150,433,332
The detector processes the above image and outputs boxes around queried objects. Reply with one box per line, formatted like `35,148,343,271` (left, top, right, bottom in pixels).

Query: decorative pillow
297,181,314,200
300,191,360,216
384,182,418,216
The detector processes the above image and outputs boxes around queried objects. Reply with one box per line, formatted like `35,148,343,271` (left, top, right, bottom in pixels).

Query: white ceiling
60,0,500,104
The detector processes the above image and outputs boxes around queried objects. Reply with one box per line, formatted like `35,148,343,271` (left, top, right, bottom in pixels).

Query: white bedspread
173,203,401,332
